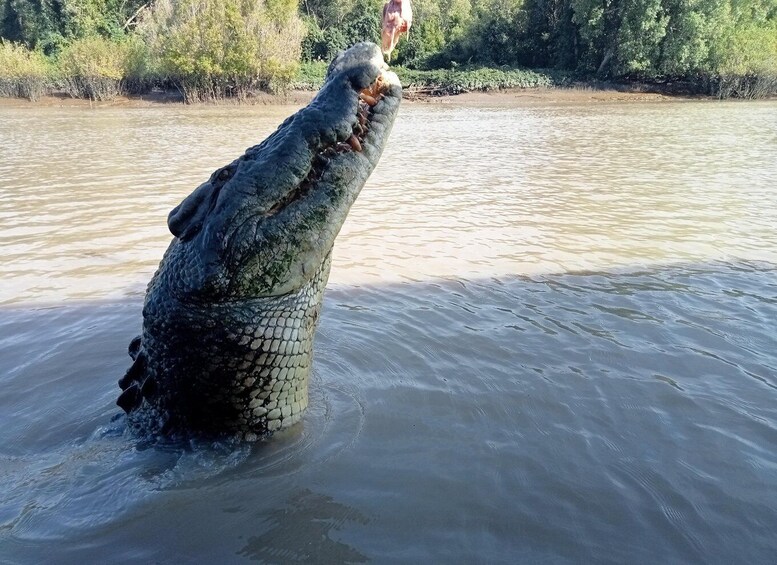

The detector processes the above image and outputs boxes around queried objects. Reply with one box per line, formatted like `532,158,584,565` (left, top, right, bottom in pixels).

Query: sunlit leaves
140,0,304,101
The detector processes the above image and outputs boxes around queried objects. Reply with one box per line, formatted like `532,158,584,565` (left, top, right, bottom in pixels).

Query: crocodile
116,43,402,441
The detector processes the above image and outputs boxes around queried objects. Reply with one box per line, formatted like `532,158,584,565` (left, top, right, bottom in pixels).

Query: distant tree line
0,0,775,101
301,0,776,91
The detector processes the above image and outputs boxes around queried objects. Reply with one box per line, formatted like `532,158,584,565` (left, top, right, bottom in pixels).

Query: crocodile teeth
347,134,362,152
359,92,378,106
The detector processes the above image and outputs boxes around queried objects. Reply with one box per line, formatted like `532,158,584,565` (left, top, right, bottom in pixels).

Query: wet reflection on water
0,100,776,562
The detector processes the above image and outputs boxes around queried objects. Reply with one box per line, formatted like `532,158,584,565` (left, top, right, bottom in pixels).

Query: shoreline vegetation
2,59,776,107
0,86,693,109
1,0,776,105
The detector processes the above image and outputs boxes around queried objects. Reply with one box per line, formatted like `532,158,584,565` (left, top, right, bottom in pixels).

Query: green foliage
303,0,472,68
397,65,564,93
0,40,51,99
503,0,576,69
301,0,381,61
395,18,445,67
302,16,347,60
714,18,777,96
2,0,775,100
293,59,328,88
56,35,139,100
614,0,667,73
0,0,147,52
63,0,120,38
0,0,66,50
459,0,526,66
656,0,725,75
717,19,777,74
301,0,359,28
140,0,304,102
296,0,774,97
568,0,776,91
120,34,154,94
294,58,565,93
341,0,382,43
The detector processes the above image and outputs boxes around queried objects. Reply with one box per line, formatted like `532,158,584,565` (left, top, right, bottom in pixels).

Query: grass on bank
293,61,569,94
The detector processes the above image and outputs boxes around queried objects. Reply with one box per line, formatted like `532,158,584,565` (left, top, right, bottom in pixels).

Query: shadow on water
237,489,369,563
1,260,776,563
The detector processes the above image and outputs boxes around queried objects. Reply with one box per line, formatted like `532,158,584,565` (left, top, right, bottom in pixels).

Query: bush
302,18,348,62
301,18,326,62
121,36,156,94
301,0,381,63
57,36,138,100
292,61,566,94
0,40,51,100
340,0,382,45
140,0,303,102
293,60,329,89
397,66,563,95
713,21,777,99
393,19,446,69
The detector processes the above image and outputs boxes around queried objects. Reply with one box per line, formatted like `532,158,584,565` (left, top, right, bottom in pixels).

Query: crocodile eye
218,169,231,180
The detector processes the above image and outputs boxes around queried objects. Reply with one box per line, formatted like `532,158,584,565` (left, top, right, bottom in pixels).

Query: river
1,97,776,563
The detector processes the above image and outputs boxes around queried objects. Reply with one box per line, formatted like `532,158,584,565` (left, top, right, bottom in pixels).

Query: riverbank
0,88,317,108
408,86,691,105
0,83,718,110
3,56,775,107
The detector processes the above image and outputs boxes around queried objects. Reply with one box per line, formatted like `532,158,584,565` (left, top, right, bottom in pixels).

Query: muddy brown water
1,99,776,563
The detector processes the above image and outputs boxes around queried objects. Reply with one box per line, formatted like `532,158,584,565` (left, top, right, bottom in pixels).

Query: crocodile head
117,43,401,440
162,42,400,301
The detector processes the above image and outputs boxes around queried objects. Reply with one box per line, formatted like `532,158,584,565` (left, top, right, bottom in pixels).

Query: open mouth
265,72,397,217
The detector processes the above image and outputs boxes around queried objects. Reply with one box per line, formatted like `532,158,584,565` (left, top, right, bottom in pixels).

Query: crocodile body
117,43,401,440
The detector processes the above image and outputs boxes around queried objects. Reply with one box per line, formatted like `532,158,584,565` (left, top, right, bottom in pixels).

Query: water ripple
1,101,776,562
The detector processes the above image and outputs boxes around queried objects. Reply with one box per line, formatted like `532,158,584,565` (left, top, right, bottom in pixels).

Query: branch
123,3,149,30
